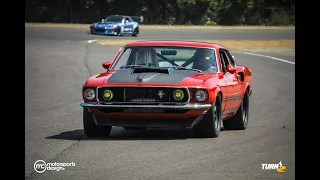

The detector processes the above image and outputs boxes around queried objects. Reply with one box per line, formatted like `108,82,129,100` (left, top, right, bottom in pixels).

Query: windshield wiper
173,66,202,73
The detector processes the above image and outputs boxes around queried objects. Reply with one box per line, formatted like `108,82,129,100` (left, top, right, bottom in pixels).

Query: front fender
208,87,222,103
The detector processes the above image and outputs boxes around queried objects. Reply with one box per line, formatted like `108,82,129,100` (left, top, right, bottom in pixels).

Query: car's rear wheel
223,89,249,130
83,107,112,137
193,94,222,138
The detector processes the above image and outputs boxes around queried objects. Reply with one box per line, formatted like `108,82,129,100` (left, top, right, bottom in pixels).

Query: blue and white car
89,15,143,36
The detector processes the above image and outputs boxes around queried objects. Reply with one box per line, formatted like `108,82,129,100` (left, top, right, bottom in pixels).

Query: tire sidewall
213,95,222,135
242,92,249,129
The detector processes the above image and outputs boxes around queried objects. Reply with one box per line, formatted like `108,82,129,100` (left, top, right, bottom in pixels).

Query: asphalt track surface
25,26,295,41
25,26,295,180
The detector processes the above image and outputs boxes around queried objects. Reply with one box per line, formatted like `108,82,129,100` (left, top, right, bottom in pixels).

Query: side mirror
125,20,129,23
226,64,236,73
102,62,111,69
101,19,105,23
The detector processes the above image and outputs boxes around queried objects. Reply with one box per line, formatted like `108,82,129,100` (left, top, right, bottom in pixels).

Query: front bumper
80,102,212,128
90,28,116,35
80,102,212,109
89,27,134,35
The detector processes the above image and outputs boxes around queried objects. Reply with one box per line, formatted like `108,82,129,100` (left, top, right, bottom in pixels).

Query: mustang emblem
157,90,165,99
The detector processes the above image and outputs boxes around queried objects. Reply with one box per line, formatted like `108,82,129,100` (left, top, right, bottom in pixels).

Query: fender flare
243,82,251,96
133,25,139,33
209,87,223,104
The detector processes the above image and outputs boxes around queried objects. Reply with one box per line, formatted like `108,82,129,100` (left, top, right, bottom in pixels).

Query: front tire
131,27,139,37
83,107,112,137
193,94,222,138
114,27,121,36
223,89,249,130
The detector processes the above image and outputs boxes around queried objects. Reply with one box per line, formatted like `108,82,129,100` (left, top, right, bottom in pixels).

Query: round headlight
102,89,113,101
83,88,95,100
173,89,184,101
195,90,208,102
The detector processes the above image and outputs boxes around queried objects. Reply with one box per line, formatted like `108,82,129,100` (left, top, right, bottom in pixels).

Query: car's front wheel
83,107,112,137
114,27,121,36
132,27,139,37
193,94,222,138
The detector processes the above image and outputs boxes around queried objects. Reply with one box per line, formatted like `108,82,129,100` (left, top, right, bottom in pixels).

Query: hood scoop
132,67,170,74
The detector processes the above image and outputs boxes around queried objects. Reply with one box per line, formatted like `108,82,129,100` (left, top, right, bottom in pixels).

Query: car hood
99,68,217,87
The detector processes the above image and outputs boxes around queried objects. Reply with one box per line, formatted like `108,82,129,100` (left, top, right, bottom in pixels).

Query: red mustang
80,40,252,138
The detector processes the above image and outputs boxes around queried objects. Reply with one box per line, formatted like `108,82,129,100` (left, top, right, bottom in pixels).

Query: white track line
243,52,295,65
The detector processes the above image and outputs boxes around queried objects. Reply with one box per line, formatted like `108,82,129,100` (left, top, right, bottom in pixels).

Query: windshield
111,46,218,72
105,16,123,22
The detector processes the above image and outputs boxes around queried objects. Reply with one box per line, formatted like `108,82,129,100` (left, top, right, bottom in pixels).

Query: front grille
125,87,170,103
94,28,106,32
99,108,188,114
97,86,189,104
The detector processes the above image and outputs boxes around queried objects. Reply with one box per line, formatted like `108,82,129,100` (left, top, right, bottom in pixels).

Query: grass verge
25,23,295,29
93,39,295,50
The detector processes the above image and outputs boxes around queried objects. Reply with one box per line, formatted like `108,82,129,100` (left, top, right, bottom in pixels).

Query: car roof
125,40,226,49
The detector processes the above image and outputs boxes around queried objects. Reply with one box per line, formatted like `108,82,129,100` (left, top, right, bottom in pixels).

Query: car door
225,49,245,113
123,17,134,32
219,49,242,115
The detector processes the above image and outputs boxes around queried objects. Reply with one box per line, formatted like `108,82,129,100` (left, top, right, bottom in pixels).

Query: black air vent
132,67,169,74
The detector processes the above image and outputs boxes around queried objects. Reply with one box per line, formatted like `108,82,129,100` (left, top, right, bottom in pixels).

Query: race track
25,26,295,41
25,26,295,180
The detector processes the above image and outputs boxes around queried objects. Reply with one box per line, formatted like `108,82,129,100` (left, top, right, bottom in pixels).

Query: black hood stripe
107,69,198,84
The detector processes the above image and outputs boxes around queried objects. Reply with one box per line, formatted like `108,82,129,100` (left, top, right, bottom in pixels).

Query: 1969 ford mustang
80,40,253,138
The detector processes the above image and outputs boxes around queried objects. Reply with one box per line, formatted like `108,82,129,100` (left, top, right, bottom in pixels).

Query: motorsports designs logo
261,161,286,172
34,160,75,173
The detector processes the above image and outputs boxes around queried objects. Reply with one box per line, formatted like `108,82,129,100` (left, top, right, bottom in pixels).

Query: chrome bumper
80,102,212,110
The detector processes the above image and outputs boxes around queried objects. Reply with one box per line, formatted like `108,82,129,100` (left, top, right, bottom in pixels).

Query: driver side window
225,50,236,67
219,50,229,73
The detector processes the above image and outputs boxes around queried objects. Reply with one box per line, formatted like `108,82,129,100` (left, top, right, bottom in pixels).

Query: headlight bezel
83,88,96,100
195,89,208,102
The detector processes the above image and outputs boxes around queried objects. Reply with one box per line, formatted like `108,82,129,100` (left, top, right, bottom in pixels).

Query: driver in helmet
191,48,217,71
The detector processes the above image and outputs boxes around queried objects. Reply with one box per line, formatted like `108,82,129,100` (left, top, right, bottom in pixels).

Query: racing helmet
192,48,216,71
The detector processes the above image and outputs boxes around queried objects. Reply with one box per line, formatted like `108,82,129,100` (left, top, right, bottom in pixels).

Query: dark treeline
25,0,295,25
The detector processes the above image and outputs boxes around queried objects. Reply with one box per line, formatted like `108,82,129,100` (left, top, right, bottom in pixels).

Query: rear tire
83,108,112,137
193,94,222,138
223,89,249,130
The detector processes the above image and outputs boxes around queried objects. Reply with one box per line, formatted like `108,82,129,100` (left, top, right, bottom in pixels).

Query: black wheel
193,94,222,138
114,27,121,36
223,89,249,130
83,107,112,137
131,27,139,37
